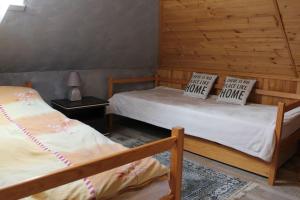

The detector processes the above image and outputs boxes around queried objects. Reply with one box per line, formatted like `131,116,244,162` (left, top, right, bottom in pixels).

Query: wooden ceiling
159,0,300,78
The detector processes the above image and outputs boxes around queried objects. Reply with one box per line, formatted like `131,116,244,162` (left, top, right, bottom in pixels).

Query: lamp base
68,87,82,101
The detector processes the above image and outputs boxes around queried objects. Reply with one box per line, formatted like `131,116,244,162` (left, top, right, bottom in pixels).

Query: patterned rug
109,133,250,200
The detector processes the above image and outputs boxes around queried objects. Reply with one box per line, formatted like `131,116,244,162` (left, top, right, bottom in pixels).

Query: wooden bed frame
0,83,184,200
108,74,300,186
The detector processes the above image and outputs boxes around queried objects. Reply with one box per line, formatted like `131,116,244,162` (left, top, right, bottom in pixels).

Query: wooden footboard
0,127,184,200
107,75,300,186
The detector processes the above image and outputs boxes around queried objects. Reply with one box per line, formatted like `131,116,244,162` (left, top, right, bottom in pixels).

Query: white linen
108,87,300,162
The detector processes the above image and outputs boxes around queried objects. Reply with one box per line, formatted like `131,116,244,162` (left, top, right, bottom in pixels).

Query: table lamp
68,71,82,101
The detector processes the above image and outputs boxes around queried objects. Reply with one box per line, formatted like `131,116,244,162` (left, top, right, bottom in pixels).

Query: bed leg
107,76,114,132
268,169,276,185
155,74,160,87
268,102,285,185
24,82,33,88
108,114,113,131
108,76,113,99
169,127,184,200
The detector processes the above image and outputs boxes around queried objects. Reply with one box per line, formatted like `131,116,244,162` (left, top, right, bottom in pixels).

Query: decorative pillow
184,72,218,99
217,77,256,105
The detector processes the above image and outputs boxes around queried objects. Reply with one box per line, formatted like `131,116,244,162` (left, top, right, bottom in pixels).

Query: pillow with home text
184,73,218,99
217,77,256,105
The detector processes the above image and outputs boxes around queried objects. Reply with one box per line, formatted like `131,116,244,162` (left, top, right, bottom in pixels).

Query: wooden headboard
157,68,300,105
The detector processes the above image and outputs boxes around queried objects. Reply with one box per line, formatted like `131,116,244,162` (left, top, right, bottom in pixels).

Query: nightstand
51,97,109,134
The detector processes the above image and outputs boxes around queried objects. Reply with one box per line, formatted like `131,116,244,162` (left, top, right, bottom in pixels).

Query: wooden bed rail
108,76,159,98
286,101,300,112
157,78,300,101
0,127,184,200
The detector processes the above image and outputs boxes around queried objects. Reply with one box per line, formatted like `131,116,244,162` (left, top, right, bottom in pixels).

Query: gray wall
0,68,154,102
0,0,159,100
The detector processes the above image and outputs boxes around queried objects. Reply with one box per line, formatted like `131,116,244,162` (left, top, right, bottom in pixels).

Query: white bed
108,86,300,162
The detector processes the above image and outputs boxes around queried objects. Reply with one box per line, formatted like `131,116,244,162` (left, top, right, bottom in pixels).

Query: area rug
109,133,251,200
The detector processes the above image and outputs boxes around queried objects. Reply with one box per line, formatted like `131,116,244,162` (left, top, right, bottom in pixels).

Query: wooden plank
159,67,300,81
160,60,295,77
162,0,275,17
160,0,300,78
162,16,278,32
184,135,271,177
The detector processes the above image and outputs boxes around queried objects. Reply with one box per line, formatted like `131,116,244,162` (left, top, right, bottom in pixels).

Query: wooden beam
272,0,299,77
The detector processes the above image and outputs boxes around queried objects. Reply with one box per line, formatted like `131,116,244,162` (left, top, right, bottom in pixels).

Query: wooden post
169,127,184,200
108,76,113,98
268,102,285,185
24,82,33,88
108,76,113,131
155,74,160,87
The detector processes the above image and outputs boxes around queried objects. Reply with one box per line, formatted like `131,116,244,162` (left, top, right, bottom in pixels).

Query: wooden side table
51,97,109,134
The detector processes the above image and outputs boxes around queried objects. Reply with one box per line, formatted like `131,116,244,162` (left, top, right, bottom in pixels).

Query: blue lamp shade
68,72,81,87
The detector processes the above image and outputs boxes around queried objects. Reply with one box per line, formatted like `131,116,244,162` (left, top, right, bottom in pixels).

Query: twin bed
0,85,183,199
108,74,300,185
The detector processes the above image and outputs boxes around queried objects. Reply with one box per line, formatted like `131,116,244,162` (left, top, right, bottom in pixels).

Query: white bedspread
108,87,300,162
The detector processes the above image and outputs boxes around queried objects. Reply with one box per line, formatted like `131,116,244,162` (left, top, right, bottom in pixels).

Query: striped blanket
0,86,168,200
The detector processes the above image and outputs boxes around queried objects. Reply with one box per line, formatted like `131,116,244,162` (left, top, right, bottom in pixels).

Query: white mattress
108,87,300,162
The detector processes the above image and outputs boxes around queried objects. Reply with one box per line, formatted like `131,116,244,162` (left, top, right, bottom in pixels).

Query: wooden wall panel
157,68,300,105
159,0,300,78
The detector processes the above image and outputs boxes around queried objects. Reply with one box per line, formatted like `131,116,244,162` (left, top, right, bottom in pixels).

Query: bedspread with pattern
0,86,168,200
